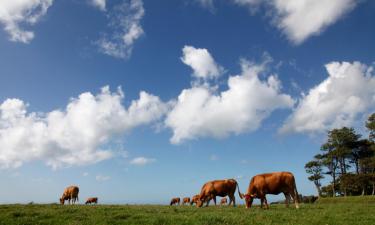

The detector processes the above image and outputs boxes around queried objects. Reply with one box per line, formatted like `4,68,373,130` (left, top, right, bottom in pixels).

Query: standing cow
170,197,180,206
60,186,79,205
197,179,243,207
190,195,200,206
243,172,299,209
220,197,228,205
182,197,190,205
85,197,98,205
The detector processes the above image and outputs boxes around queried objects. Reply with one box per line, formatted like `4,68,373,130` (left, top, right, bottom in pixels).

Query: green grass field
0,196,374,225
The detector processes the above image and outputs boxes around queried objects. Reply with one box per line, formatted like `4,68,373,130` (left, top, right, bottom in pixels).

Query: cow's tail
236,181,244,199
292,176,300,209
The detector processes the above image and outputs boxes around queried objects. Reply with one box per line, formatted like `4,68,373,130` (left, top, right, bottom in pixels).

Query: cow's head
196,196,206,208
59,198,65,205
244,194,255,208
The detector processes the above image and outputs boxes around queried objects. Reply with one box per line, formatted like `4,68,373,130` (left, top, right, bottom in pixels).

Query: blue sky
0,0,374,204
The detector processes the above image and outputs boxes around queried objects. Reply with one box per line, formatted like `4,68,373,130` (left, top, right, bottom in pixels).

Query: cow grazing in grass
244,172,299,209
190,195,200,206
85,197,98,205
182,197,190,205
60,186,79,205
170,197,180,206
197,179,243,207
220,197,227,205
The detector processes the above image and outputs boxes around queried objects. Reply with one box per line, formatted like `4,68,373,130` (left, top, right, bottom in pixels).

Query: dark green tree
305,154,324,197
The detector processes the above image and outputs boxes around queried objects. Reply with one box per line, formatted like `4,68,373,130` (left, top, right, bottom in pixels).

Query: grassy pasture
0,196,374,225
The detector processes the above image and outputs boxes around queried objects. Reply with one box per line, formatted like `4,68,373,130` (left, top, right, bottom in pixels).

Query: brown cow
182,197,190,205
170,197,180,206
190,194,200,206
60,186,79,205
85,197,98,205
244,172,299,209
220,197,227,205
197,179,243,207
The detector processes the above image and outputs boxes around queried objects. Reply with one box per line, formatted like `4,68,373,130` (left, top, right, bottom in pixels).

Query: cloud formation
97,0,145,59
90,0,106,11
200,0,357,44
166,56,294,144
0,0,53,43
181,45,224,80
129,157,156,166
0,86,168,169
280,61,375,134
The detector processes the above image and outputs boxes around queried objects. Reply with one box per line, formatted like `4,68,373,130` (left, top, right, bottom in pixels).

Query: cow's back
251,172,296,195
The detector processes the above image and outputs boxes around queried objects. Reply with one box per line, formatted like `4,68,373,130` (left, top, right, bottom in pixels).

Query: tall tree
366,113,375,141
305,154,324,197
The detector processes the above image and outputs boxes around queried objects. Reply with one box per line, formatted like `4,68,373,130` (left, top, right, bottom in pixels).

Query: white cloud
0,86,168,169
165,57,294,144
269,0,357,44
203,0,357,44
83,172,89,176
129,157,156,166
280,61,375,134
196,0,215,11
97,0,144,59
96,174,110,182
0,0,53,43
181,45,224,80
90,0,106,11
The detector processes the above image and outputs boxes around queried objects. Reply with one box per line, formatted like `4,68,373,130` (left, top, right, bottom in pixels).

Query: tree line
305,113,375,197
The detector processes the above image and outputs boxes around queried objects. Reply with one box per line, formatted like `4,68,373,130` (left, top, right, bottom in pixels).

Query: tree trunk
332,174,336,197
314,181,322,197
372,183,375,195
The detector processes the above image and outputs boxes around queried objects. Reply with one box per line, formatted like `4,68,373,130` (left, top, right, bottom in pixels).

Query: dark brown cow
182,197,190,205
244,172,299,209
170,197,180,206
85,197,98,205
220,197,227,205
190,194,200,206
60,186,79,205
197,179,243,207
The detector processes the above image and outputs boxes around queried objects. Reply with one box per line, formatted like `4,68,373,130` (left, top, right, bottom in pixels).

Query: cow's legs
290,192,300,209
264,197,269,209
205,196,210,207
212,196,217,206
231,195,236,207
284,193,290,208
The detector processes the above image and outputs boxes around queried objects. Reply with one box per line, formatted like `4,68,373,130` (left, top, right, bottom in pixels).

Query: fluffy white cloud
280,61,375,134
0,86,168,169
0,0,53,43
90,0,106,11
96,175,110,182
181,45,224,80
270,0,357,44
165,58,294,144
97,0,144,59
129,157,156,166
202,0,357,44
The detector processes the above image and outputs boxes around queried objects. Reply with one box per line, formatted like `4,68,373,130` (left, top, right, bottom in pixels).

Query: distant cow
220,198,227,205
60,186,79,205
182,197,190,205
190,195,200,206
85,197,98,205
170,197,180,206
243,172,299,209
197,179,243,207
